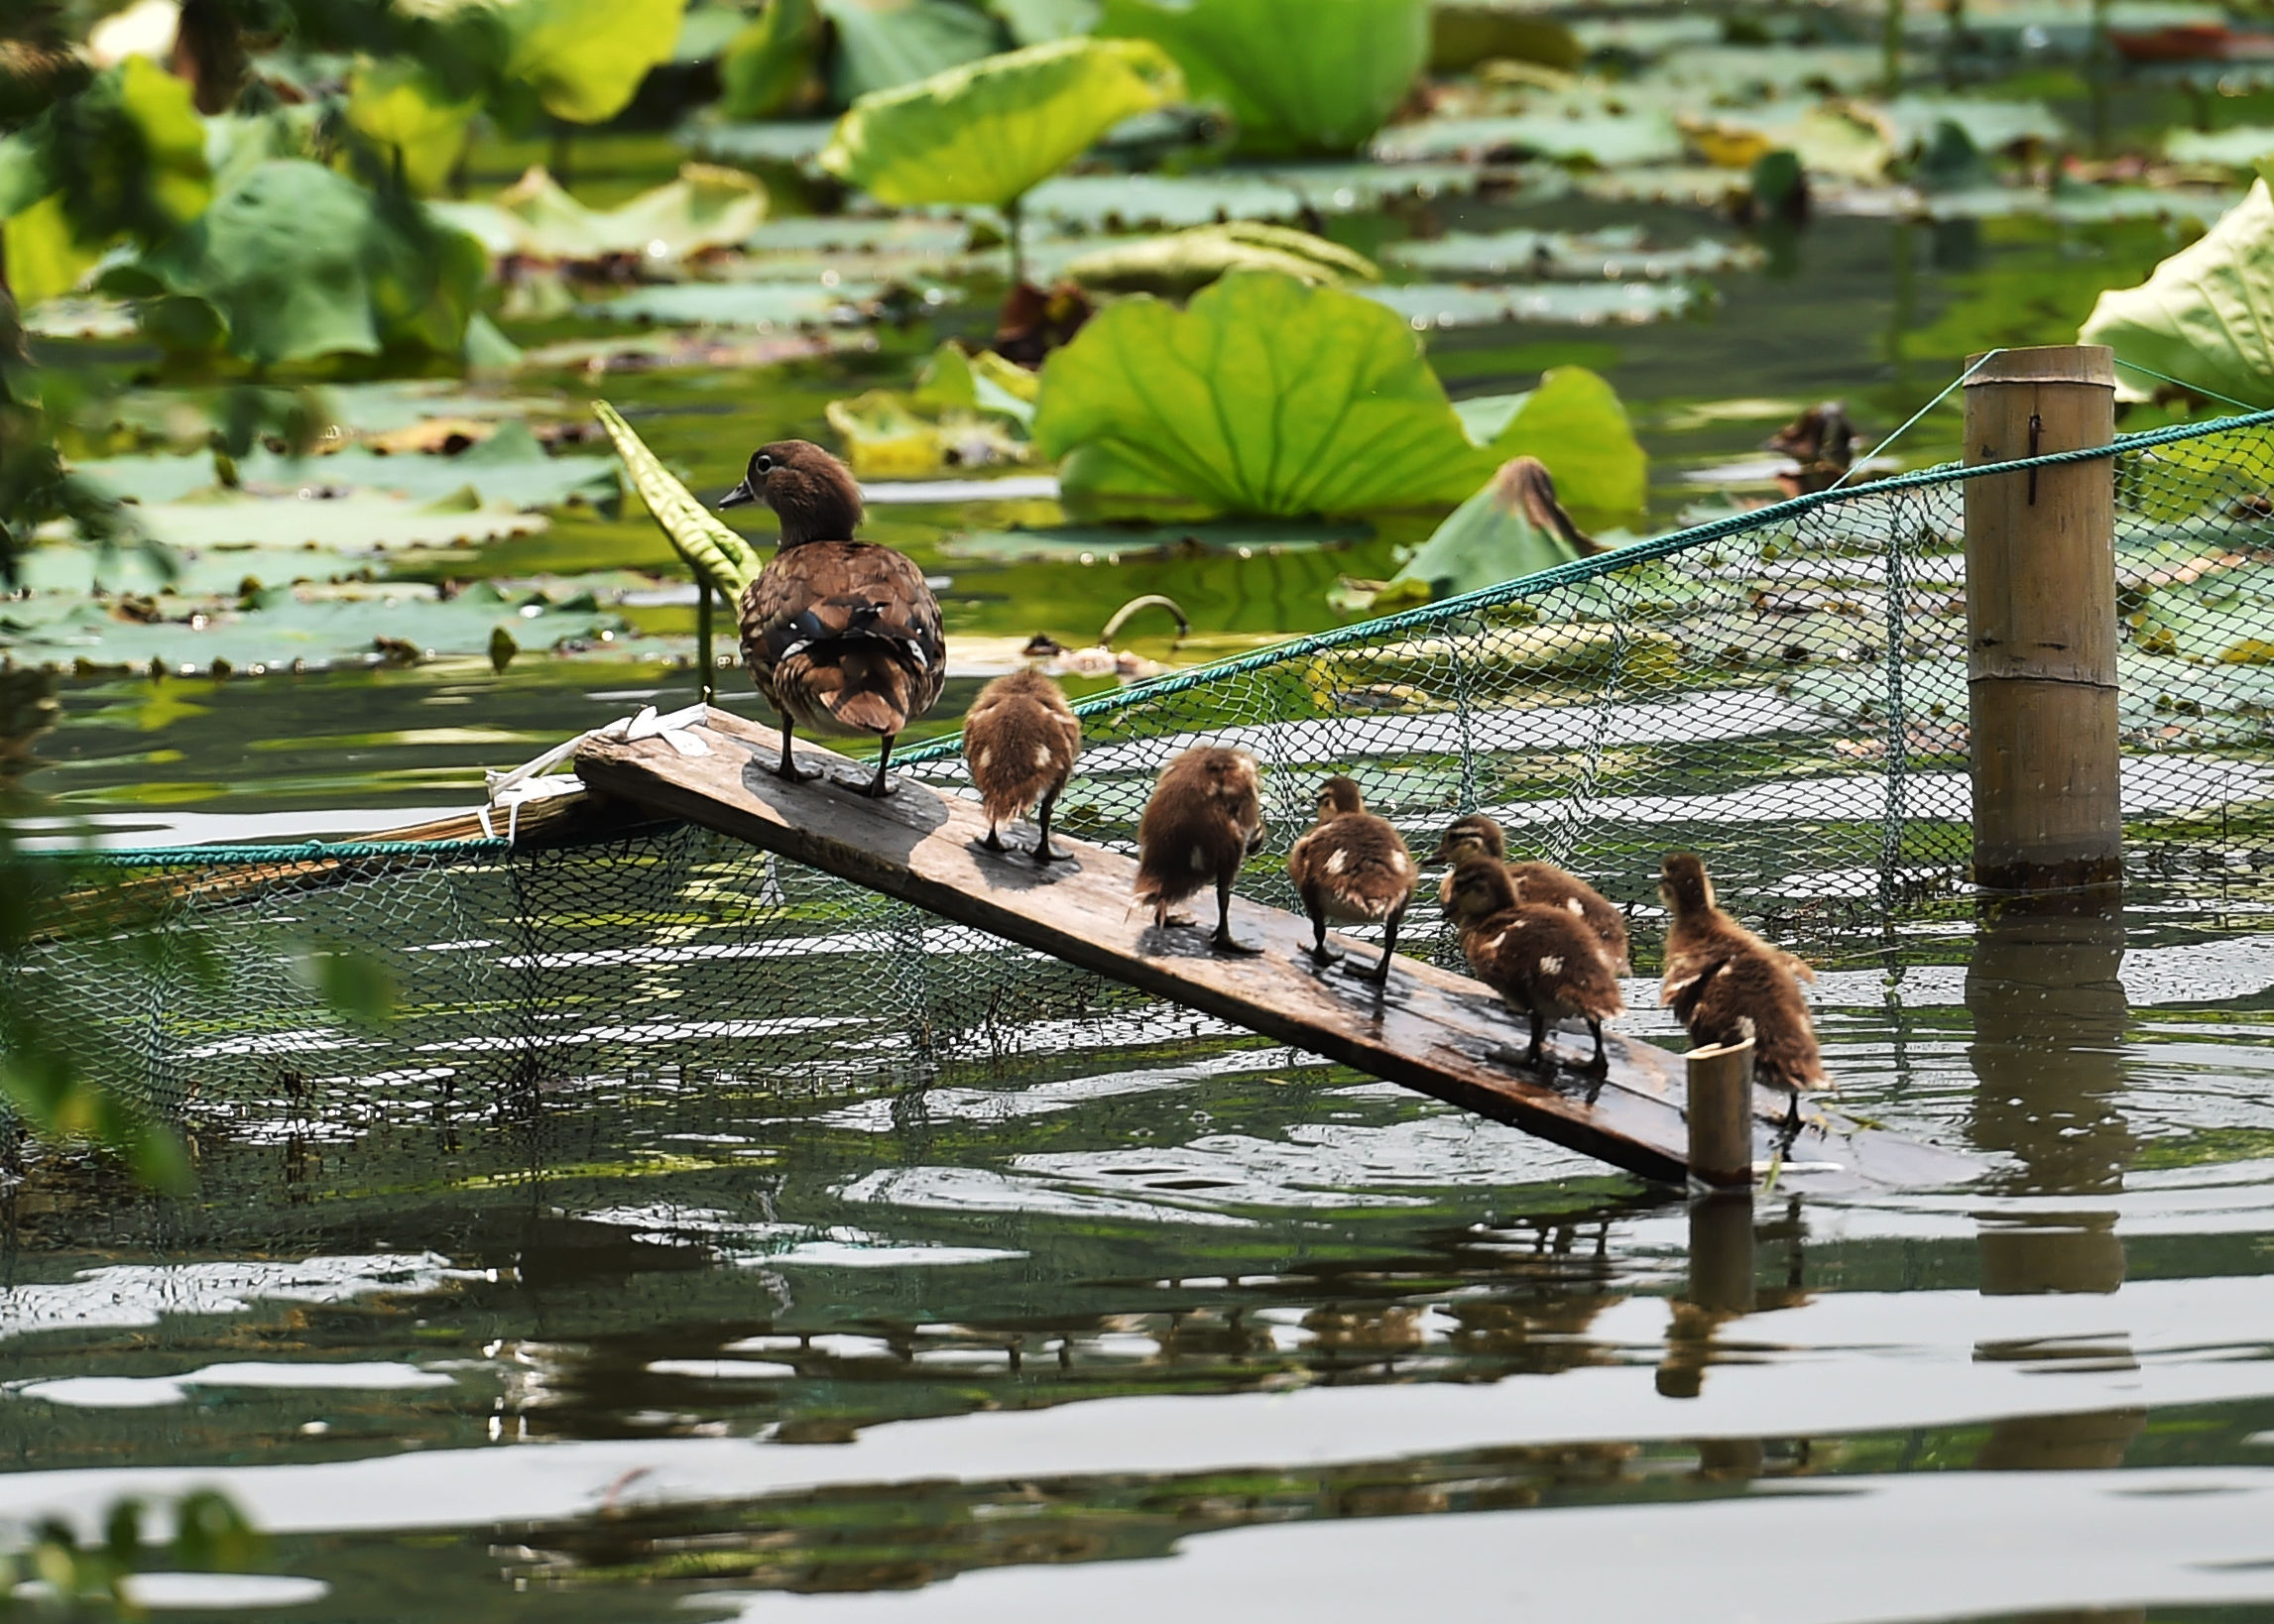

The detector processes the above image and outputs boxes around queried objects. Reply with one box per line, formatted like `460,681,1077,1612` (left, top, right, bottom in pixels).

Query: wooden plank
576,708,1983,1191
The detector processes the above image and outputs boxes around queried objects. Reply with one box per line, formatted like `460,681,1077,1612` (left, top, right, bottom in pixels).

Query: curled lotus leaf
2081,176,2274,408
1059,221,1380,295
433,164,767,264
819,37,1185,209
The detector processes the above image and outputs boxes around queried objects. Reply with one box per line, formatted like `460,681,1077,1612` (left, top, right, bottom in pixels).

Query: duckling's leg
1584,1018,1609,1075
1030,782,1069,863
1520,1007,1546,1069
982,821,1007,854
775,718,821,784
1301,887,1340,966
845,733,898,798
1211,872,1262,957
1367,904,1405,987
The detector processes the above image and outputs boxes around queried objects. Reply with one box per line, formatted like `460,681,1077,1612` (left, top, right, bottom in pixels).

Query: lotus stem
1006,194,1026,289
1100,595,1189,648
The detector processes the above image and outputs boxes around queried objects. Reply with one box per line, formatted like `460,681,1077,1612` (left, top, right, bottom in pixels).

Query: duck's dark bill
718,477,759,509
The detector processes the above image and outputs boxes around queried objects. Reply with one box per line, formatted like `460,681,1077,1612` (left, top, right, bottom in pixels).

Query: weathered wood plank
577,708,1982,1191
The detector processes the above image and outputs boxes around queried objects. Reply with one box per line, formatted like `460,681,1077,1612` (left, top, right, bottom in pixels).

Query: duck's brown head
718,439,863,546
1430,812,1506,868
1659,851,1716,919
1443,858,1518,928
1312,775,1366,823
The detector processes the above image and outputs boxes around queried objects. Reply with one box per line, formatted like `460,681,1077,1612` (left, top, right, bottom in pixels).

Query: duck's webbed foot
776,722,822,784
843,735,899,798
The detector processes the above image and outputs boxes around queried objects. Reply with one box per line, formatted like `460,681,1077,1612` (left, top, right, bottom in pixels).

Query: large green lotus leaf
433,164,768,262
1386,224,1757,280
819,37,1184,208
1371,109,1682,167
718,0,823,117
1361,280,1699,330
2,191,102,305
75,421,618,512
821,0,1006,104
1098,0,1428,157
1035,269,1499,517
345,61,479,196
107,160,490,367
44,490,547,552
2080,178,2274,409
504,0,690,122
1058,220,1378,294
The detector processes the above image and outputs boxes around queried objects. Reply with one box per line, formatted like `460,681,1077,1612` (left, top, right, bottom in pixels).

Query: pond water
14,183,2274,1621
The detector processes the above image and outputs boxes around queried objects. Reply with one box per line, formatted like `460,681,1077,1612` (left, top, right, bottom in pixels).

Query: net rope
16,403,2274,1168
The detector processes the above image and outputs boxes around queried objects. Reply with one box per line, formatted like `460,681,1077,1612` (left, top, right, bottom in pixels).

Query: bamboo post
696,579,716,708
1963,346,2119,894
1685,1037,1754,1188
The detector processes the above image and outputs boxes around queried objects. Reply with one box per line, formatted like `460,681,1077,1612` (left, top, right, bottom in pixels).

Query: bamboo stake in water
1685,1037,1754,1188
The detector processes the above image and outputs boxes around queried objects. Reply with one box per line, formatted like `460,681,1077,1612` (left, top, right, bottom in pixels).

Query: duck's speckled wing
740,542,946,736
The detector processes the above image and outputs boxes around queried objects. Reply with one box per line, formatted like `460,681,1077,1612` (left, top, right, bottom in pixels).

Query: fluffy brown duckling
1443,859,1623,1073
1133,747,1264,956
1430,813,1630,975
1285,775,1415,986
719,440,945,797
1658,852,1827,1114
963,669,1080,862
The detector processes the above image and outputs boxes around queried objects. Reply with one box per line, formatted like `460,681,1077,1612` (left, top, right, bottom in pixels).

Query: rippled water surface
12,200,2274,1620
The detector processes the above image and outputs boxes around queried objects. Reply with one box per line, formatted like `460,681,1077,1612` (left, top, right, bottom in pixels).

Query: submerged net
16,406,2274,1161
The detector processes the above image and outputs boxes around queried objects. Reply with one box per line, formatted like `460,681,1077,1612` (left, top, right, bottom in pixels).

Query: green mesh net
15,408,2274,1151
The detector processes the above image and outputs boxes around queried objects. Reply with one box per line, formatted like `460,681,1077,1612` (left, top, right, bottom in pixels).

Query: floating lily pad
1059,221,1380,294
74,421,618,513
746,214,972,253
13,543,382,597
1386,224,1757,281
1361,280,1699,329
2166,127,2274,167
679,118,840,167
581,278,898,326
1022,169,1309,229
45,491,547,552
19,295,139,339
431,164,768,264
1875,96,2068,156
1371,109,1684,167
941,518,1367,561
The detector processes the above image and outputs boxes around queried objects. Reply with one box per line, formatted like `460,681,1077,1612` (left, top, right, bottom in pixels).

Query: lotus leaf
0,57,210,304
825,389,1030,477
1386,224,1757,281
821,0,1007,104
1873,96,2066,157
2080,178,2274,408
504,0,690,122
682,118,838,166
1370,109,1684,168
991,0,1100,43
44,490,546,552
345,61,479,196
1059,221,1379,295
75,421,618,512
586,278,896,326
14,541,384,596
1098,0,1428,157
912,341,1038,424
1361,280,1699,329
0,579,627,674
434,164,768,263
1454,368,1646,523
718,0,823,118
2130,563,2274,662
2166,127,2274,167
1680,103,1889,181
1024,169,1308,227
818,38,1185,210
101,160,491,368
1033,270,1644,518
944,517,1361,560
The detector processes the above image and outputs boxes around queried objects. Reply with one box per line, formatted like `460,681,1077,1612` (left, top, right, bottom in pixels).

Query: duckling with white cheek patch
1658,850,1827,1121
1431,812,1629,974
1134,747,1265,956
1443,859,1623,1073
963,669,1080,862
1286,776,1415,986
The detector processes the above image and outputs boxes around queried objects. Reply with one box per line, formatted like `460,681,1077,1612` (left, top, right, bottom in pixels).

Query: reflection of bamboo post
1685,1038,1753,1188
1963,347,2119,895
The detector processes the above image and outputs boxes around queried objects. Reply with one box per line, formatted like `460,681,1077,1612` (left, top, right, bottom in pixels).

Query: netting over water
18,408,2274,1150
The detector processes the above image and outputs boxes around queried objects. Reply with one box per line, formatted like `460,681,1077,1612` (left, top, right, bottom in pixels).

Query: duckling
1443,859,1623,1074
1285,775,1415,986
1430,813,1630,975
962,669,1080,862
1658,852,1827,1115
719,440,944,798
1133,747,1264,957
